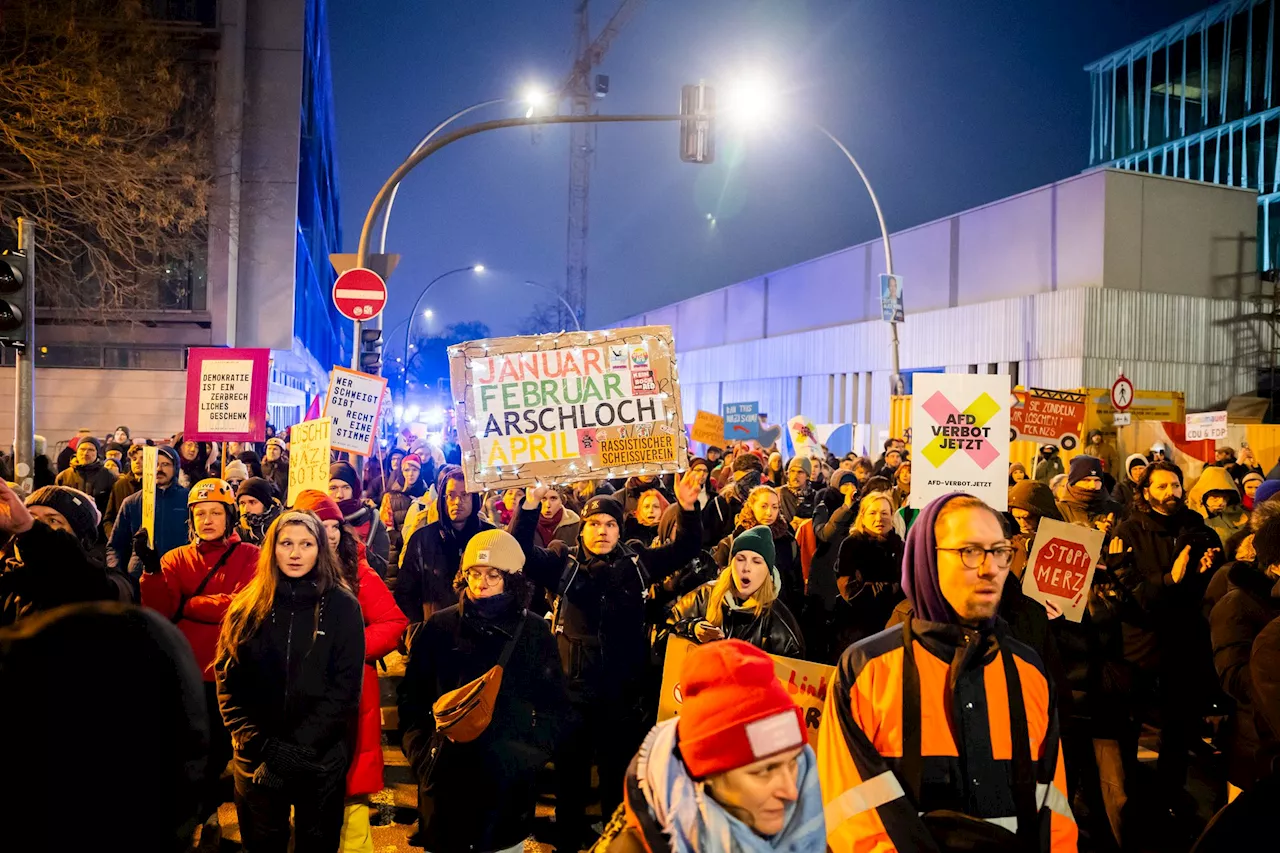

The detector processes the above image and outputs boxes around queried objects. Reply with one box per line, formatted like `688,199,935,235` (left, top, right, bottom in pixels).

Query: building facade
0,0,346,445
609,170,1260,438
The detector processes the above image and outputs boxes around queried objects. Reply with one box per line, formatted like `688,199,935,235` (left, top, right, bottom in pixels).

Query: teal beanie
730,525,776,569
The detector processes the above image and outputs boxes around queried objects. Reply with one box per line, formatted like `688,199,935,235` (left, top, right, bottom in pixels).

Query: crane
558,0,647,330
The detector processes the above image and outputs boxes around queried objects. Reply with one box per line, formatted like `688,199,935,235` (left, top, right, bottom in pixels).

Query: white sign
910,373,1011,511
287,418,332,505
1021,518,1104,623
1185,411,1228,441
1112,412,1131,426
323,366,388,457
196,358,255,436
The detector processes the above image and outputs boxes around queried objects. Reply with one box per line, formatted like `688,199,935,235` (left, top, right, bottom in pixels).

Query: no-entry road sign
333,268,387,321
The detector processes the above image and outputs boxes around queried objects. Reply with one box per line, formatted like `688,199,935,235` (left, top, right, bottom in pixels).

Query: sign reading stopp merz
183,347,270,441
1021,517,1104,623
450,325,687,491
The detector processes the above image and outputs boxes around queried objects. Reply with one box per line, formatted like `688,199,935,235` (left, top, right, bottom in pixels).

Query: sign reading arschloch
449,325,686,491
324,366,388,457
183,347,270,441
910,373,1011,511
287,418,332,505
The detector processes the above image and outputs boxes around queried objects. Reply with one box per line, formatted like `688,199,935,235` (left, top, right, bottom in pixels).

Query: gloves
133,529,161,574
262,738,321,775
251,762,285,790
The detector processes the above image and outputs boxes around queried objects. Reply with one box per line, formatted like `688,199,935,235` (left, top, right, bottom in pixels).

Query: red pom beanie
292,489,343,524
676,639,806,779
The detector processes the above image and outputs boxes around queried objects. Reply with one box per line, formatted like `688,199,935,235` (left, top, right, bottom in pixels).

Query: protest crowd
9,413,1280,853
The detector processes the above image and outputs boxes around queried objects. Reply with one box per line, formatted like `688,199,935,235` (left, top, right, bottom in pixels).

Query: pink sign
183,347,271,441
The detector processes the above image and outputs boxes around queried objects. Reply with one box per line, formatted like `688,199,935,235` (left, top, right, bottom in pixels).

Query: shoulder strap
900,618,924,805
172,542,240,625
999,637,1040,853
497,610,528,669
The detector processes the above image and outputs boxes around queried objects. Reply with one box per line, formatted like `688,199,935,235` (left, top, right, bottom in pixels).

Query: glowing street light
472,263,485,273
423,309,433,319
721,75,778,125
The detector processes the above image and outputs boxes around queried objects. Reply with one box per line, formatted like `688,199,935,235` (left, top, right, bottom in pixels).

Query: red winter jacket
347,543,409,797
140,534,260,681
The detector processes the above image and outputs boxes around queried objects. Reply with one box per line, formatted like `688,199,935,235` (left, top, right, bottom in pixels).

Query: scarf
464,590,517,621
536,506,564,545
636,718,826,853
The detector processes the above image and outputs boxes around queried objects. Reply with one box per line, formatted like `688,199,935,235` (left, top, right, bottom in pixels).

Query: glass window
36,346,101,368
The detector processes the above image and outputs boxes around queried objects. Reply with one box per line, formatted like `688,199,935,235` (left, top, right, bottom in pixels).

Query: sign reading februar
450,325,686,491
723,402,759,441
183,347,270,441
910,373,1011,511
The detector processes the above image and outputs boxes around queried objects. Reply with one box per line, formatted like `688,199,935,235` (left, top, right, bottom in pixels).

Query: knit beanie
104,442,128,457
1254,514,1280,571
1257,480,1280,506
676,639,807,779
25,485,102,547
156,444,181,471
222,460,249,483
690,457,710,473
77,436,102,456
581,494,625,527
1243,472,1265,490
462,529,526,574
329,462,362,499
402,454,422,469
787,456,812,477
732,453,764,475
731,525,777,569
1126,453,1148,474
1068,455,1103,485
292,489,343,524
236,477,275,509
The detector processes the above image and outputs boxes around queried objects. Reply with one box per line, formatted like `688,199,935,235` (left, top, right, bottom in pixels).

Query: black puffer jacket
665,581,804,658
1210,562,1280,788
514,501,701,703
399,596,570,853
215,575,364,775
832,530,904,650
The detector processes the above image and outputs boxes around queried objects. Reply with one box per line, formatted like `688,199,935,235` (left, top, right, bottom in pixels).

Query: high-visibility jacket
817,615,1077,853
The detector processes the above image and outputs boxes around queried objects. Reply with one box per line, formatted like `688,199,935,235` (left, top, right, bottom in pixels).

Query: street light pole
815,125,901,397
523,280,583,330
402,265,481,392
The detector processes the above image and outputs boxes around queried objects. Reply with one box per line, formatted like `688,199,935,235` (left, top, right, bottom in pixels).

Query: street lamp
523,280,583,331
402,264,484,391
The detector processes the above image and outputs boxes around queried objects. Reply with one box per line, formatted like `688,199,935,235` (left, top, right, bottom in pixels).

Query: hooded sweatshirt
1190,465,1251,548
394,479,492,623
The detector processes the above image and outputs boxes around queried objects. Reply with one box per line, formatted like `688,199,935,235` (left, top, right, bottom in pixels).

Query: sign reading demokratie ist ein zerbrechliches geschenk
448,325,687,492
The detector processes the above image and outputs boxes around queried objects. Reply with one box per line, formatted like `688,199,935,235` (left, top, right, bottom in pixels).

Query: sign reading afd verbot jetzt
449,325,686,491
910,373,1011,511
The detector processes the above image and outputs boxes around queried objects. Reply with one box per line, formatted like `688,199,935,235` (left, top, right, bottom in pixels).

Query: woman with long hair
711,485,803,605
622,488,667,545
293,490,407,852
397,529,570,852
667,525,804,658
214,510,364,853
830,493,905,657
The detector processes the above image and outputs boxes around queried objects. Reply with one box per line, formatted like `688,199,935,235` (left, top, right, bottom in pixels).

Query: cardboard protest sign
1010,388,1086,449
1186,411,1228,441
657,636,835,741
448,325,686,492
723,402,759,441
910,373,1011,511
323,366,387,456
691,410,725,447
1021,517,1104,623
788,415,823,459
287,418,332,505
141,445,158,549
183,348,270,441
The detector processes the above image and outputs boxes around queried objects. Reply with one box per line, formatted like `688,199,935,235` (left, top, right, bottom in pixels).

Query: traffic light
359,327,383,373
0,249,29,346
679,83,715,164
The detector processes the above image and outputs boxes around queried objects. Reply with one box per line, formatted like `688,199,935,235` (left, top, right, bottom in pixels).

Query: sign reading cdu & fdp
723,402,760,441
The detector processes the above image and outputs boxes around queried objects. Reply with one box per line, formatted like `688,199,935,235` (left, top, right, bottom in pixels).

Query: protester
295,489,407,850
1190,465,1251,551
817,493,1077,852
667,525,804,657
398,529,569,853
137,477,260,840
1083,429,1121,481
1242,471,1265,511
711,485,802,606
398,453,430,500
174,433,213,489
395,465,493,624
1057,455,1120,529
104,442,145,535
223,459,249,493
109,446,188,579
803,470,861,659
379,490,413,573
214,510,364,853
0,602,210,853
532,485,581,549
831,493,905,652
512,474,702,850
32,434,54,489
1009,461,1028,485
687,456,713,509
1111,452,1148,510
623,488,667,545
1035,444,1064,482
328,462,390,577
704,453,763,547
595,640,825,852
55,435,117,515
236,449,265,480
1210,514,1280,796
1250,612,1280,782
236,477,283,547
779,456,816,526
261,437,289,498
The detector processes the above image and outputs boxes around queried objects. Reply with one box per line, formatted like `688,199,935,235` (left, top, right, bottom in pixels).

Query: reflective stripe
825,770,906,827
1037,782,1077,822
984,816,1019,833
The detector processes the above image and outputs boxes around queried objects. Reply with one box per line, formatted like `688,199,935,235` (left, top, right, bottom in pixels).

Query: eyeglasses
936,545,1015,570
465,569,503,584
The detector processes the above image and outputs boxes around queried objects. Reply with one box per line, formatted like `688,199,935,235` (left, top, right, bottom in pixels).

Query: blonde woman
831,493,905,655
711,485,803,604
214,511,364,853
667,525,804,658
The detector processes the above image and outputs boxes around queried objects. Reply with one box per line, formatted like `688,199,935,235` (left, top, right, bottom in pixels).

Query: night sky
329,0,1209,348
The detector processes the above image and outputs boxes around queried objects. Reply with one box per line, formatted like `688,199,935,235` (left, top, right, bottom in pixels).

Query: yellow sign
657,636,835,741
599,435,676,468
287,418,332,505
141,446,158,549
691,410,725,447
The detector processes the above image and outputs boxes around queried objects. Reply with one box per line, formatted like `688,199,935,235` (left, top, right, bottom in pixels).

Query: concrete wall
0,369,188,448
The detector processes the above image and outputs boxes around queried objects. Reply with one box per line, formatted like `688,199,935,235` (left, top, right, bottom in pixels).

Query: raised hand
0,480,33,536
523,483,552,510
675,469,701,511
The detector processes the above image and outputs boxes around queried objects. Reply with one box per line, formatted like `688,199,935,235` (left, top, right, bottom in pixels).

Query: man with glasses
817,492,1076,853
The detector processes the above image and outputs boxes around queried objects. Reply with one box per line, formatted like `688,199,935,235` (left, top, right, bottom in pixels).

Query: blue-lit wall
295,0,348,370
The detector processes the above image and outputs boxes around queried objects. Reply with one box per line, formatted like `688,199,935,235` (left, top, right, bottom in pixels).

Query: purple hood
900,492,973,624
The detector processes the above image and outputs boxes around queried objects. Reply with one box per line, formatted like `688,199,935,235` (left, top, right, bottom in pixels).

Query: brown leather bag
431,610,526,743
